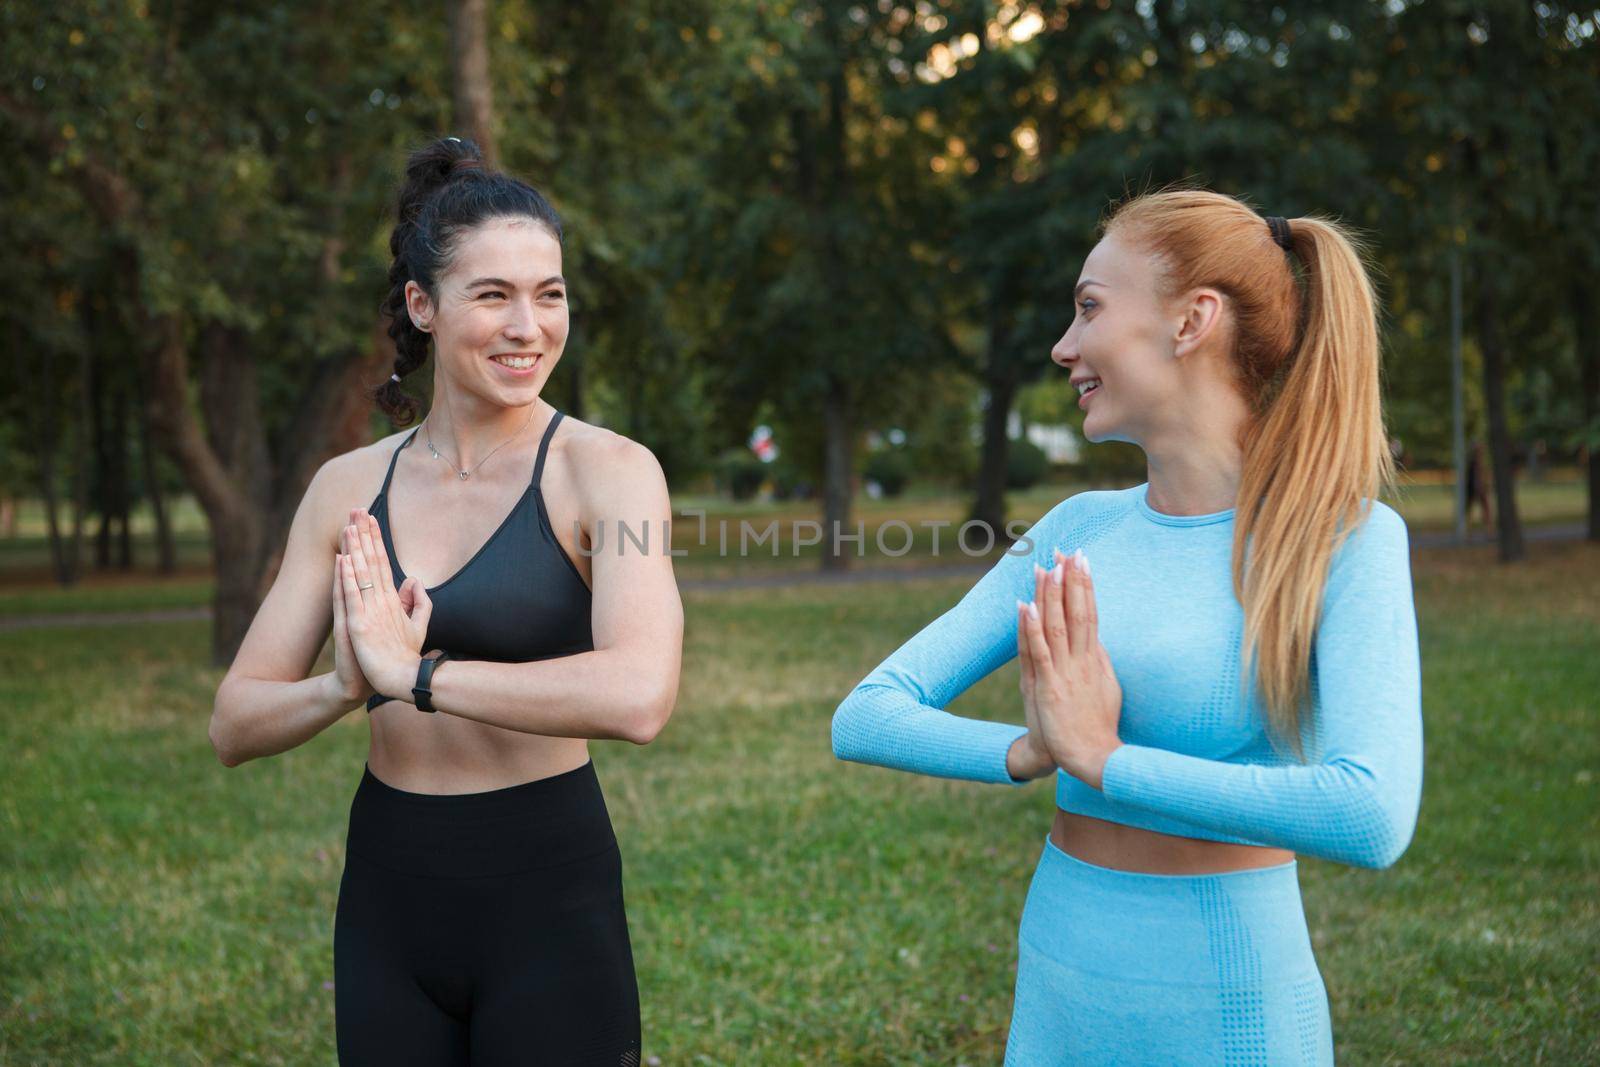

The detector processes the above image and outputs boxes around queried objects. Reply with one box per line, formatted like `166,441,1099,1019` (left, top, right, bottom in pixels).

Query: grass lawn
2,508,1597,1063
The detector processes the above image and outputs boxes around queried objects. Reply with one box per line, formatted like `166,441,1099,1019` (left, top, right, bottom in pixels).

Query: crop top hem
1076,746,1270,847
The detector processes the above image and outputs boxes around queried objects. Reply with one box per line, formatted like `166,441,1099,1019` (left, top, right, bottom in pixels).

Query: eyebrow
1074,279,1104,297
464,275,567,290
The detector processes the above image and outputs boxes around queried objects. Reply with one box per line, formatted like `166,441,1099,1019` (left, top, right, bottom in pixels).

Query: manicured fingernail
1026,602,1039,620
1051,563,1064,585
1077,550,1090,576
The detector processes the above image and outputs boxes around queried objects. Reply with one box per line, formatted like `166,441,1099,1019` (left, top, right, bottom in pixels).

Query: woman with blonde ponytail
833,188,1421,1064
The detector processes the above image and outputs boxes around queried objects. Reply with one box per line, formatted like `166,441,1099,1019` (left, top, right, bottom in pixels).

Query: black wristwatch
411,649,451,713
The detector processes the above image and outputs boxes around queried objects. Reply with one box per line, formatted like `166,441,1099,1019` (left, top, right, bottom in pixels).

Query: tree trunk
1476,278,1524,562
973,378,1019,541
816,33,855,572
971,299,1020,539
135,366,178,574
112,376,133,569
821,373,855,573
18,325,71,584
1578,277,1599,543
89,318,114,570
449,0,497,166
195,321,274,661
210,514,270,664
67,335,93,584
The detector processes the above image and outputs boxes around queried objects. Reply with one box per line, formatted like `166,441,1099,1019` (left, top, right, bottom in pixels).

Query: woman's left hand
1019,547,1124,790
338,508,434,700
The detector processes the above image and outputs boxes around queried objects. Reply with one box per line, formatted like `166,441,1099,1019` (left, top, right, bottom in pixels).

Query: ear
403,280,435,333
1172,287,1227,361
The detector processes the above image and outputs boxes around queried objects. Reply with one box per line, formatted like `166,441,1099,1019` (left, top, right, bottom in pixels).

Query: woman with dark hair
833,189,1423,1064
209,136,682,1065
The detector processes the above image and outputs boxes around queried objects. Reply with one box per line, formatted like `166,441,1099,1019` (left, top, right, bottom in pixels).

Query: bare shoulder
298,428,417,541
552,415,669,516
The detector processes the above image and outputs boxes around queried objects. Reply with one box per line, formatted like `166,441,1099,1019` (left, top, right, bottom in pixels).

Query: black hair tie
1265,215,1293,253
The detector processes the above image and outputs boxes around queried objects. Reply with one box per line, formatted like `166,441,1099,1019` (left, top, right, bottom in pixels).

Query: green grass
2,534,1597,1064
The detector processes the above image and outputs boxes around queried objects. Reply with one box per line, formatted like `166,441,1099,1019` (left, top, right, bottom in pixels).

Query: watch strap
412,650,450,712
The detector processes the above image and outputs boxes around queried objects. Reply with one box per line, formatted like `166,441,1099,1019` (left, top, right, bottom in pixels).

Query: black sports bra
364,411,593,711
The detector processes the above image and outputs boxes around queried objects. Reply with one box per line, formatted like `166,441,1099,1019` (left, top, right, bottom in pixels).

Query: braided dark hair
373,136,564,426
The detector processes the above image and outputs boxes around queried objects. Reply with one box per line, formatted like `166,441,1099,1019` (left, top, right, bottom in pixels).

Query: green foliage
713,446,767,501
863,447,911,497
4,0,1596,556
1005,436,1048,490
768,457,816,501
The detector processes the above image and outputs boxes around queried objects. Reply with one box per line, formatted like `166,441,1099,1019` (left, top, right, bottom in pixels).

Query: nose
1050,320,1078,369
503,295,540,344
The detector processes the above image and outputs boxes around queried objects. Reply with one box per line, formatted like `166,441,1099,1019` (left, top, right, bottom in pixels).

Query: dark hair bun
392,137,486,253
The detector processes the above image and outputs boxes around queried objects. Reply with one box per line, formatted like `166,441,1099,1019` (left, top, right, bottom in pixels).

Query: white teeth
494,355,538,369
1075,379,1100,396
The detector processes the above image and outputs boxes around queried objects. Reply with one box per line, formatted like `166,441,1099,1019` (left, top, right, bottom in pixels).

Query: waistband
1020,834,1316,985
344,759,617,879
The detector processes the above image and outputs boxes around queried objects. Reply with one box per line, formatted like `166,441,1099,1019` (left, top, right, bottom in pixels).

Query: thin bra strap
379,427,421,498
531,411,564,488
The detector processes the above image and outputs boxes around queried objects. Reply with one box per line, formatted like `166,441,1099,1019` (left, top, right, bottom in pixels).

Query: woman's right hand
331,550,376,705
1011,577,1059,780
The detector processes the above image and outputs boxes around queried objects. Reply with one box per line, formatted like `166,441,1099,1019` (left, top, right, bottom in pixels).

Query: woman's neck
423,386,545,473
1140,421,1246,517
1139,366,1249,517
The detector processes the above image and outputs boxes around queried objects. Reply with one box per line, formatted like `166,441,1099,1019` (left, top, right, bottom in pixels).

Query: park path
0,521,1587,633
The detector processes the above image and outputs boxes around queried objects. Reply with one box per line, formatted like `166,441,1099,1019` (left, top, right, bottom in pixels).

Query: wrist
1067,739,1122,792
320,671,360,712
380,656,423,703
1007,733,1057,781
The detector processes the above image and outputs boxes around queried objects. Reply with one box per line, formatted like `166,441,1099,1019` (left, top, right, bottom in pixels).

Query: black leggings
333,760,641,1066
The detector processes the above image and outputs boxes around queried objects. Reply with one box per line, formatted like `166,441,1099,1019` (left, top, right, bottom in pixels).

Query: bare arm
209,458,363,766
379,436,683,744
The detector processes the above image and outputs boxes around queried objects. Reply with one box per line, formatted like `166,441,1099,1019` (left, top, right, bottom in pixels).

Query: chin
1082,417,1134,447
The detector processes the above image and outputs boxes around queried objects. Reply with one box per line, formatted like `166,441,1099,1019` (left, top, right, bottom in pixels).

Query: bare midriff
1051,808,1294,875
366,710,591,795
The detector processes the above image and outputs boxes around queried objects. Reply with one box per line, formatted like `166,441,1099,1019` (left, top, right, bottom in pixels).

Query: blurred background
3,2,1597,1064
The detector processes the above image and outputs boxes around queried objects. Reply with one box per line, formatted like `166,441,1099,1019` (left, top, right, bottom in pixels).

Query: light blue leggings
1005,835,1335,1066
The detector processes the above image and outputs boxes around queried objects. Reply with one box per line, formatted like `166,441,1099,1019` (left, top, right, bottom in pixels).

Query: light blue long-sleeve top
830,483,1424,869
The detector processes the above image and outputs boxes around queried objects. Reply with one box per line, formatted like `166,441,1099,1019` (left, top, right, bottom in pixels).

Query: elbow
830,704,850,760
622,684,677,746
1329,776,1419,870
1341,836,1407,871
1347,811,1415,870
830,689,868,762
208,689,249,768
208,713,244,768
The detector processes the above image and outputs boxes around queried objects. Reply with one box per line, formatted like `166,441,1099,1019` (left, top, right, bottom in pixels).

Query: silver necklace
423,407,538,481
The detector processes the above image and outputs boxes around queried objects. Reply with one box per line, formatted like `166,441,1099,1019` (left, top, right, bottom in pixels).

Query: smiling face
1050,231,1227,447
404,216,568,405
